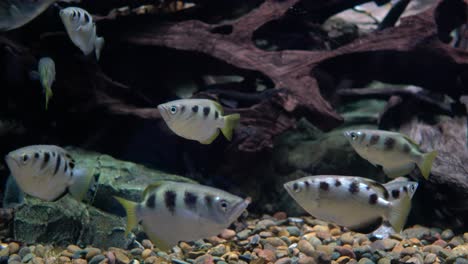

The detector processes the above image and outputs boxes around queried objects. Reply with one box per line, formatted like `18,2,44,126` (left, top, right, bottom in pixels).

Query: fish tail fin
221,113,240,141
45,86,53,110
416,150,437,180
388,195,412,233
114,196,139,236
95,37,105,61
68,168,94,201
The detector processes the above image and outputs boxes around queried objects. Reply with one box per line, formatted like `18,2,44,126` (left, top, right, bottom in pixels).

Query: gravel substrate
2,214,468,264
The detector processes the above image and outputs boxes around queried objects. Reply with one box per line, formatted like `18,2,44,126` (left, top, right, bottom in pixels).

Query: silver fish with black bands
284,175,418,235
114,181,251,250
5,145,93,202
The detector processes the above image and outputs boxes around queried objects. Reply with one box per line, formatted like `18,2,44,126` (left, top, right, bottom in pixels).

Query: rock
208,245,227,257
335,246,356,259
358,258,374,264
423,253,437,264
273,212,288,220
8,243,19,254
441,229,455,240
86,248,102,260
274,257,291,264
297,240,314,257
34,245,46,258
220,229,236,240
257,249,276,263
340,233,354,245
89,255,106,264
259,231,273,238
142,249,153,259
18,247,31,258
59,256,71,263
286,227,301,237
32,257,45,264
405,256,422,264
142,240,154,250
297,256,316,264
237,230,251,240
22,253,35,263
448,236,465,247
264,237,287,247
194,255,214,264
73,259,87,264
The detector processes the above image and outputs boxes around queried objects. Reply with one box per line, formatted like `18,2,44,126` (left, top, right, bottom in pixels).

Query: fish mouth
4,154,19,169
227,197,251,223
157,105,169,122
343,131,351,139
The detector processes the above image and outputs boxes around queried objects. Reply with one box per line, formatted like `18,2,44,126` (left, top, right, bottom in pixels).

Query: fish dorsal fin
401,133,420,148
361,178,390,200
142,181,166,198
212,101,224,115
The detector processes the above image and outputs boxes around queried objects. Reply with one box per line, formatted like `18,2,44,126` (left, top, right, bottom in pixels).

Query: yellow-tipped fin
114,196,139,236
45,86,53,110
388,195,412,233
221,113,240,141
142,181,166,199
416,150,437,180
68,168,94,202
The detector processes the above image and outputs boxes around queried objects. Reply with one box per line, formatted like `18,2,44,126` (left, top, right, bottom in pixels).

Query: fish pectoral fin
220,114,240,141
382,163,415,179
68,168,94,201
114,196,139,236
200,129,220,144
94,36,104,61
141,222,171,251
416,150,437,180
348,217,383,234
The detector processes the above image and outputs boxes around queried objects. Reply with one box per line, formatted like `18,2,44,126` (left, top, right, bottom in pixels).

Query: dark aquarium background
1,0,468,263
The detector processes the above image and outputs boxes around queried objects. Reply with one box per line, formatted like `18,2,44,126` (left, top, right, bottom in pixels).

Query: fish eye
410,184,416,192
350,132,357,140
292,182,301,193
219,199,229,212
170,106,178,114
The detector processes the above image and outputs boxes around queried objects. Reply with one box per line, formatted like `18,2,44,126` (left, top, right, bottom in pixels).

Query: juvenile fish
284,175,418,234
158,99,240,144
5,145,93,202
114,181,250,250
344,129,437,179
0,0,78,31
31,57,56,110
60,7,105,60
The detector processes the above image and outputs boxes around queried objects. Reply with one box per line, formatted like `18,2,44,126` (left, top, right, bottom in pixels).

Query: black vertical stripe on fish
319,182,329,191
65,153,72,159
215,111,219,119
403,186,408,193
34,152,39,159
146,194,156,209
181,105,186,113
41,152,50,170
69,162,75,169
164,190,176,214
192,105,199,113
184,191,198,210
204,194,213,208
369,182,390,199
370,135,380,145
52,152,56,157
64,162,68,173
53,155,62,175
335,180,342,187
384,137,396,150
203,107,210,118
349,181,360,194
391,189,400,199
359,133,366,143
403,144,411,153
84,13,90,23
292,183,299,192
304,181,310,188
369,194,378,205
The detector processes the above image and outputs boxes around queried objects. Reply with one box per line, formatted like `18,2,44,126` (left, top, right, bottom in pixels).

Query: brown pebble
336,256,350,264
463,232,468,243
273,212,287,220
44,257,57,264
35,245,47,258
297,240,315,257
67,245,81,253
335,246,356,259
59,256,71,263
223,252,239,262
312,225,329,233
316,231,331,240
32,257,45,264
86,248,102,260
265,237,287,247
8,242,20,254
330,228,341,236
424,253,437,264
316,245,334,256
297,256,316,264
206,236,226,245
405,256,422,264
114,251,130,264
106,252,116,264
179,242,193,254
61,250,74,258
143,256,158,264
142,249,153,259
73,259,87,264
401,247,417,256
274,257,291,264
432,239,447,248
142,240,153,250
422,245,442,254
257,249,276,263
220,229,236,240
259,231,273,238
98,259,108,264
194,254,214,264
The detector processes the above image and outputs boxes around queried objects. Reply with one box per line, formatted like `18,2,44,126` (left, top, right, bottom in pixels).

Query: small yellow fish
158,99,240,144
284,175,418,235
114,181,250,250
344,129,437,179
38,57,55,110
60,7,105,60
5,145,93,202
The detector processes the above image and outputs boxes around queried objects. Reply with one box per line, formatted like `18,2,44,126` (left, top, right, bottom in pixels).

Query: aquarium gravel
2,215,468,264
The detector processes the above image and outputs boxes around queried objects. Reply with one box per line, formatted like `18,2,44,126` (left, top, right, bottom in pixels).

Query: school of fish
1,0,441,251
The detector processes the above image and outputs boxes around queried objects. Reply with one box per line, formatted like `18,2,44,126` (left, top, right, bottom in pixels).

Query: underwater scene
1,0,468,263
